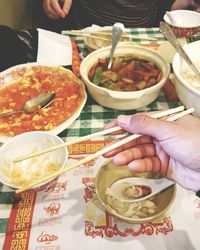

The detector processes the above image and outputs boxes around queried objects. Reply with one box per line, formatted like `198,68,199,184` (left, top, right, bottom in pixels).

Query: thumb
117,114,175,141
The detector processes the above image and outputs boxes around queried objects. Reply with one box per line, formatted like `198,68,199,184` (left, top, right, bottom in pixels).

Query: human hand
192,0,200,11
43,0,72,19
172,0,200,11
104,114,200,192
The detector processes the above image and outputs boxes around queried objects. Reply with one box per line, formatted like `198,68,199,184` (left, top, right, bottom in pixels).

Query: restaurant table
1,27,200,250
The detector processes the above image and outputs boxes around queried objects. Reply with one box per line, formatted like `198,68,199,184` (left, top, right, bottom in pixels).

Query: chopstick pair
62,30,111,41
14,106,185,163
61,30,157,41
15,106,194,194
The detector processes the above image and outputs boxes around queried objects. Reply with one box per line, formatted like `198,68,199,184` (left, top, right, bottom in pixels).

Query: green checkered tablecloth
0,27,199,248
75,27,166,57
59,94,180,141
61,27,178,141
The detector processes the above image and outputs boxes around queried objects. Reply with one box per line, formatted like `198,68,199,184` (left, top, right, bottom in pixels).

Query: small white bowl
80,43,170,110
164,10,200,37
172,40,200,117
0,131,68,189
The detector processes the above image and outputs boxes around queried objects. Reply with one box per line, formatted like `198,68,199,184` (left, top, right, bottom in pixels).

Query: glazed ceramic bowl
172,40,200,117
0,131,68,189
164,10,200,37
80,43,170,110
95,159,176,224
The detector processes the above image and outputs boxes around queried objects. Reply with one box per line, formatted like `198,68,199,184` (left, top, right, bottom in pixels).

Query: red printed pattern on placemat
85,218,174,238
68,141,108,155
3,192,37,250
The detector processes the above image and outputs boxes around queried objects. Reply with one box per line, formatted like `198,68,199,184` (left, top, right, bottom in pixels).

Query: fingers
104,119,118,130
43,0,62,19
111,141,170,177
191,0,200,11
127,156,162,173
103,135,152,158
112,143,156,166
43,0,70,19
104,119,125,135
63,0,72,15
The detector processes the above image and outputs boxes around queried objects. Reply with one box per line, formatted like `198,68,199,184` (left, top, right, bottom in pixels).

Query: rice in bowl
0,131,68,189
181,62,200,90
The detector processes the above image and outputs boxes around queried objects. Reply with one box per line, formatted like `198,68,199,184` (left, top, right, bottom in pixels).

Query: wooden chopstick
61,31,111,41
15,106,193,194
72,29,157,41
13,106,184,163
62,30,157,41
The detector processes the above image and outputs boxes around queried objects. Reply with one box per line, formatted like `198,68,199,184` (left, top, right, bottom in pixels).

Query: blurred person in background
172,0,200,11
1,0,199,71
38,0,200,32
0,0,174,71
36,0,175,32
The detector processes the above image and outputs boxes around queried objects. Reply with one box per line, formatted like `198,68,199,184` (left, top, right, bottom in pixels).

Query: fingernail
117,115,131,126
128,162,137,171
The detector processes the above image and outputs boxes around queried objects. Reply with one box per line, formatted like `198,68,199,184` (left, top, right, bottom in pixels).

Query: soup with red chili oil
88,55,162,91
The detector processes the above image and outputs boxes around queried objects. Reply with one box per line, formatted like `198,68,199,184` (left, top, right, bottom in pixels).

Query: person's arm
172,0,200,10
43,0,72,19
103,114,200,193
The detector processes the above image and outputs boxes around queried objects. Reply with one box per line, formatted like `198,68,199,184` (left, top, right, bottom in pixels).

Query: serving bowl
80,43,170,110
172,40,200,117
0,131,68,189
164,10,200,37
95,160,176,224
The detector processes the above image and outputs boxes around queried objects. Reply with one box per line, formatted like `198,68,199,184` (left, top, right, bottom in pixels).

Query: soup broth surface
88,54,162,91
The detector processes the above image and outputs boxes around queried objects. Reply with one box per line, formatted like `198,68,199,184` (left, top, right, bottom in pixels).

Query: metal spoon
159,21,200,78
107,22,124,69
107,177,174,203
0,92,55,118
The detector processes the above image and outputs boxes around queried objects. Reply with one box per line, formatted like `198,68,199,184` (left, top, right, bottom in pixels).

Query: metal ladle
159,21,200,78
107,22,124,70
0,92,55,118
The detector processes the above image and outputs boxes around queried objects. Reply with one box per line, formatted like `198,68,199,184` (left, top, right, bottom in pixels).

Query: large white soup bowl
172,41,200,117
80,43,170,110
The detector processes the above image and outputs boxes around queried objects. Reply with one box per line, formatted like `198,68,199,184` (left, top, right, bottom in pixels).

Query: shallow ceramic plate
0,63,87,143
95,159,176,224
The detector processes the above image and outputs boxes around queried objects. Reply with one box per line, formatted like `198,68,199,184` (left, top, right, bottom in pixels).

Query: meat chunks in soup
88,55,162,91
